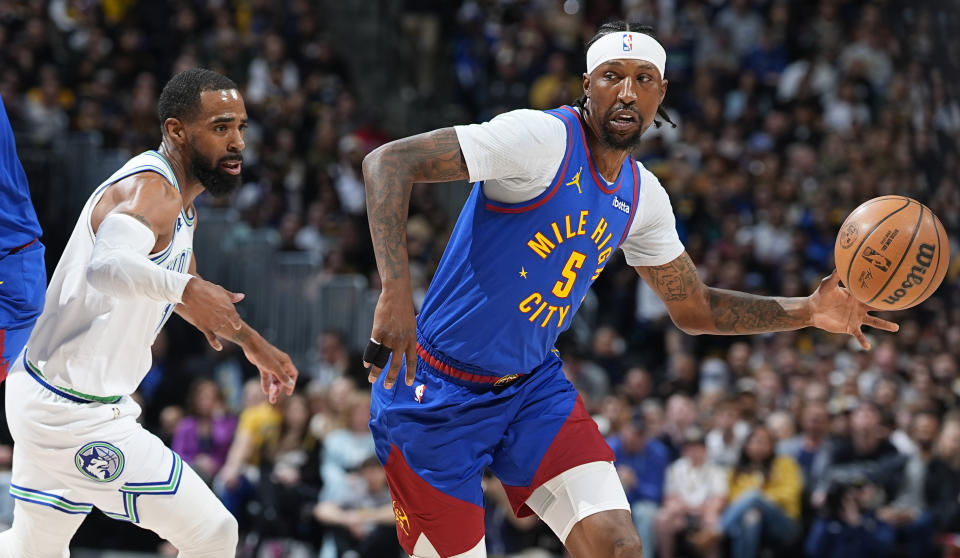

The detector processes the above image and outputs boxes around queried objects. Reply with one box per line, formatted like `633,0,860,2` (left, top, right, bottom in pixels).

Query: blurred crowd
1,0,960,557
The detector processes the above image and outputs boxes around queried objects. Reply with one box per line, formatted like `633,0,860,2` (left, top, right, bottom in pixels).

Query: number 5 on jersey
552,251,586,298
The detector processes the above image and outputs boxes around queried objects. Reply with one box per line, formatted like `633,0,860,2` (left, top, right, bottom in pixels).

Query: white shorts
4,355,183,519
2,353,238,558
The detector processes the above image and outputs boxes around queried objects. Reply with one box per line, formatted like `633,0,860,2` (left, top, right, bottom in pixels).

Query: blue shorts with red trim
368,334,614,557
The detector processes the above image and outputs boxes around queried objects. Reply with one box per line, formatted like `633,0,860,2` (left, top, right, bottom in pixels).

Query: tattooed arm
636,252,898,348
361,128,469,387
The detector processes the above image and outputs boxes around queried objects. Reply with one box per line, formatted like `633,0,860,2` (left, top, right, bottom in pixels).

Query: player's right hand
365,288,417,389
180,277,244,350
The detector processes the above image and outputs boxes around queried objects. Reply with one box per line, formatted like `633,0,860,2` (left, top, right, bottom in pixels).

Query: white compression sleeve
86,213,192,303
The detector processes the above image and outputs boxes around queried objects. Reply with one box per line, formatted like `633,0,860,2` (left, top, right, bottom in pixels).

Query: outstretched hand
809,270,899,350
365,289,417,389
243,338,298,404
180,277,244,351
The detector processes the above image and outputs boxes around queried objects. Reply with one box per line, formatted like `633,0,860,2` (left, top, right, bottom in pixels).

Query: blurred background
0,0,959,557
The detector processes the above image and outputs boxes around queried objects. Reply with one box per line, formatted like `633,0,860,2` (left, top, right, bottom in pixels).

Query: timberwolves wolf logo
75,442,124,482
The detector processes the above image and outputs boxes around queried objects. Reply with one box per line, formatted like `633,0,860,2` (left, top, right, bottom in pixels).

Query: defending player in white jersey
0,68,298,558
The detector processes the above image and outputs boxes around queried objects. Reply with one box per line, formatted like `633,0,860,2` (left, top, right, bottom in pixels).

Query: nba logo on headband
586,31,666,76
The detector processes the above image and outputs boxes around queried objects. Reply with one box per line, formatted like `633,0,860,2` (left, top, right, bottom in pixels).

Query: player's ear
163,117,186,145
582,72,591,98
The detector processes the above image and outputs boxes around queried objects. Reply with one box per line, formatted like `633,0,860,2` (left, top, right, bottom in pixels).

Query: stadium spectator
250,393,323,552
215,379,283,523
707,396,749,468
608,413,671,558
925,419,960,552
313,456,403,558
813,402,906,511
875,410,939,558
695,425,802,558
319,393,376,504
804,480,895,558
655,427,727,558
171,378,238,484
778,399,832,484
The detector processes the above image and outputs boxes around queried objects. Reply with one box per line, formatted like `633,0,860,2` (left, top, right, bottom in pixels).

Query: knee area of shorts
209,511,239,545
0,525,69,558
190,508,238,548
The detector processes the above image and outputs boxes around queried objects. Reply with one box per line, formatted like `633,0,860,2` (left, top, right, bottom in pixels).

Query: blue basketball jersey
418,105,641,375
0,94,42,255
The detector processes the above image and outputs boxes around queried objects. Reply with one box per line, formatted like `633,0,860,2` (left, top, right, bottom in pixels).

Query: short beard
190,148,242,198
599,123,645,150
592,103,645,150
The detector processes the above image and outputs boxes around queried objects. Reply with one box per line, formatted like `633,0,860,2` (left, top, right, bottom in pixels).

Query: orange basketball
835,196,949,310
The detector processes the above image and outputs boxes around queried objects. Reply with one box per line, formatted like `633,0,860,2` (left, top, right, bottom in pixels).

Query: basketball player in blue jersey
0,69,298,557
0,94,46,384
361,21,900,558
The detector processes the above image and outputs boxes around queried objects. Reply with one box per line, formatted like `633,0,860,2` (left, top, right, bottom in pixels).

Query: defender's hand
243,338,298,404
180,277,244,350
809,270,899,350
365,289,417,389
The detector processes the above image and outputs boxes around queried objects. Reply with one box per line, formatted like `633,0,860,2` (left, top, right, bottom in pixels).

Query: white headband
586,32,666,77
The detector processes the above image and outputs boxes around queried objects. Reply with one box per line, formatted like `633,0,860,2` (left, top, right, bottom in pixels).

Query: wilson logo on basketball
861,246,891,272
881,243,935,305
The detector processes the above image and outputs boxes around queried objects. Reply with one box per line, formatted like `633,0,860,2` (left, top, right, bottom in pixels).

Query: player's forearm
214,319,258,346
362,146,414,290
174,304,257,347
362,128,468,290
689,288,812,335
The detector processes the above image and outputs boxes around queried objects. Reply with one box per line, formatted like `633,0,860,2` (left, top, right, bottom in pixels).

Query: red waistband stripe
415,344,524,385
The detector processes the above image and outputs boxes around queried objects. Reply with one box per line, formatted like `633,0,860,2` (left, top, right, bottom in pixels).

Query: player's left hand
365,287,417,389
808,270,899,350
243,338,298,404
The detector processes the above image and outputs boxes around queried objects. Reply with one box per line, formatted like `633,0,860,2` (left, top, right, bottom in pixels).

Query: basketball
835,196,950,310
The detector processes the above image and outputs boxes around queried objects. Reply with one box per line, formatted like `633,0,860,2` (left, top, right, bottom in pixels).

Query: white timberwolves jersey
26,151,195,398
